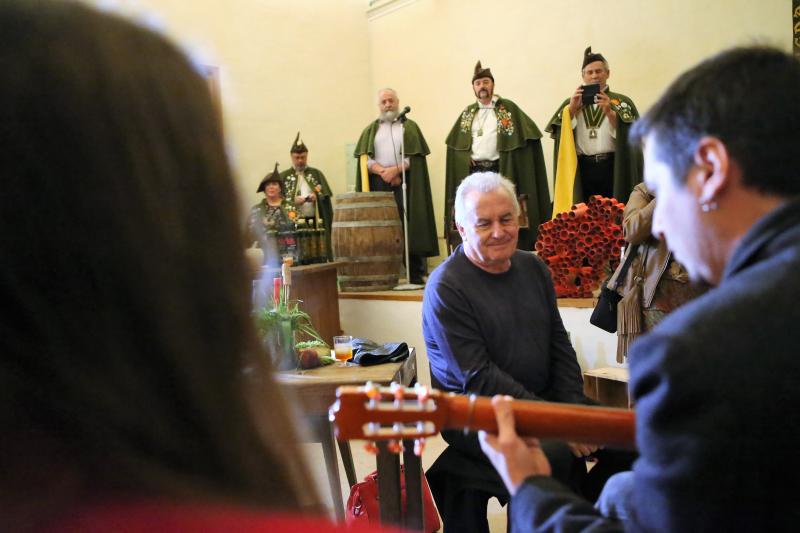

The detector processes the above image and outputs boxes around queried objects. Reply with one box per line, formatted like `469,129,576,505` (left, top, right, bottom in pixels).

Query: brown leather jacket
607,183,685,307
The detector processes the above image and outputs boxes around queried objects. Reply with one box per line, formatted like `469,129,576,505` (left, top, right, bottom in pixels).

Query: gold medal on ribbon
582,105,605,139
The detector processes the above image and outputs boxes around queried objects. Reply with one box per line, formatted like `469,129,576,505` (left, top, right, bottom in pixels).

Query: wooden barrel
332,192,402,292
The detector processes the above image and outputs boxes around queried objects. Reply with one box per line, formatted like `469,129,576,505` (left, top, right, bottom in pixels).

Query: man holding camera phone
545,46,642,203
279,133,334,260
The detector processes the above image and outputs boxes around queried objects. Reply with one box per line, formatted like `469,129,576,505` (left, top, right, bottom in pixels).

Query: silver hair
376,87,398,104
454,172,520,227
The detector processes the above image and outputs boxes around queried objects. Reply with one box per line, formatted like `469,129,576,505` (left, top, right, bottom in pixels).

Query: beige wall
367,0,791,261
84,0,373,216
84,0,790,258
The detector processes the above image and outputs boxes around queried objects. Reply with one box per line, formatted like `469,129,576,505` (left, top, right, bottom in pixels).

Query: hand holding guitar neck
329,383,635,456
478,395,553,495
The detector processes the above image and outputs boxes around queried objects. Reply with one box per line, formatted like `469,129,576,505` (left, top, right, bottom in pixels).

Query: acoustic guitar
329,382,635,451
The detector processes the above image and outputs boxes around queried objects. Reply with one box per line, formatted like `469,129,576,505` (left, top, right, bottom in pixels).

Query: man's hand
567,441,600,458
596,90,618,128
294,195,307,206
380,165,401,184
478,395,552,496
568,85,584,117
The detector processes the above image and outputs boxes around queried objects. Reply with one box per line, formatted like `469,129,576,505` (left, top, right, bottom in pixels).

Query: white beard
379,109,398,122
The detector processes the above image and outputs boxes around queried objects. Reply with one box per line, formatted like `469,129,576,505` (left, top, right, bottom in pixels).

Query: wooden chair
374,441,427,531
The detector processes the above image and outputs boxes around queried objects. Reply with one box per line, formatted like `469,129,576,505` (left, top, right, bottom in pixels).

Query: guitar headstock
329,382,451,443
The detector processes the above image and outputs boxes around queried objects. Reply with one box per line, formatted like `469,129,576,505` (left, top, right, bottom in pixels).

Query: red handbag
345,467,440,532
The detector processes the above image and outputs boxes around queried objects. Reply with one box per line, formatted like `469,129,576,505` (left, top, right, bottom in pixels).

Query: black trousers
427,430,636,533
578,154,615,202
368,173,426,282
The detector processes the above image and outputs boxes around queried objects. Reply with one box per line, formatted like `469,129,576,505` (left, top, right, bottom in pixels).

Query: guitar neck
329,385,636,447
444,395,635,448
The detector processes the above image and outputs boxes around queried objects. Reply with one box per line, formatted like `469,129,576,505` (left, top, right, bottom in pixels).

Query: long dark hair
0,0,317,523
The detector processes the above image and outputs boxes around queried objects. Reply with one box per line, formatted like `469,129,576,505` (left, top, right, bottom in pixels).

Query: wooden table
256,262,342,344
584,367,632,408
277,349,417,521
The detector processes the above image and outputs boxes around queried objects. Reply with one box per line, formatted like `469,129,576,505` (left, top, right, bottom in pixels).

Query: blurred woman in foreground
0,1,389,531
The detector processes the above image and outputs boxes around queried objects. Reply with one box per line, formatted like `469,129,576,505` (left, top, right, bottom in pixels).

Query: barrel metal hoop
334,256,401,263
336,192,395,200
335,202,396,210
332,220,401,228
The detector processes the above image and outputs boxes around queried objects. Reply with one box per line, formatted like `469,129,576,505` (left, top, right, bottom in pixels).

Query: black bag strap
609,243,640,290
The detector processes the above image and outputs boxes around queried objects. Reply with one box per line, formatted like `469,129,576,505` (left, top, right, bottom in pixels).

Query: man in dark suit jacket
480,46,800,532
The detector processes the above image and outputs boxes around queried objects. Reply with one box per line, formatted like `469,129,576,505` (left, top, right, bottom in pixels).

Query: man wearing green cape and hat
279,132,334,261
545,46,642,213
354,88,438,284
444,61,551,250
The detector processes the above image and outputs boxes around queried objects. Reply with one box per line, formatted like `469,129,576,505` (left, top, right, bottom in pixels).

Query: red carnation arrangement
535,196,626,298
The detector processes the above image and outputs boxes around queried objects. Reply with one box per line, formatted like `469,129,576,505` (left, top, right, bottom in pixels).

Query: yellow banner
359,154,370,192
551,105,578,218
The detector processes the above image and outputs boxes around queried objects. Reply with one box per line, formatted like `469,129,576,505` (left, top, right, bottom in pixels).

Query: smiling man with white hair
423,172,633,533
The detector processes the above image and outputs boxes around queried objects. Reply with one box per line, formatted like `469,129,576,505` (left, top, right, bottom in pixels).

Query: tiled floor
303,432,508,532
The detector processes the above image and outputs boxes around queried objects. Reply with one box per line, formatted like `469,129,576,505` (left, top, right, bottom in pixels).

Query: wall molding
367,0,420,22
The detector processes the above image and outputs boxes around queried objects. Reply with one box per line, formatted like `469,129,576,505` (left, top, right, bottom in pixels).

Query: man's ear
457,222,468,240
692,136,731,205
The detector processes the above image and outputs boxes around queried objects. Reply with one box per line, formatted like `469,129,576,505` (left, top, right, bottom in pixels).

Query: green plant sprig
254,297,327,347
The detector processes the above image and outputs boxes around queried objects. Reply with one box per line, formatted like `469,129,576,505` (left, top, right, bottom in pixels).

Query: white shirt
367,120,410,171
471,95,499,161
294,168,316,217
573,104,617,156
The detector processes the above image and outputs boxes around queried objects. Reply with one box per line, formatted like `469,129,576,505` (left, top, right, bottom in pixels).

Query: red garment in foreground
38,499,406,533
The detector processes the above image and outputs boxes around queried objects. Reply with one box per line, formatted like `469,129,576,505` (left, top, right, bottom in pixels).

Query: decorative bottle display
316,224,327,263
304,219,317,264
264,229,280,267
303,218,317,265
288,218,327,265
295,219,307,265
277,219,298,265
308,216,323,264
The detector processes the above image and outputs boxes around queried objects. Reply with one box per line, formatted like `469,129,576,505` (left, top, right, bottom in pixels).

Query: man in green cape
279,132,334,260
545,46,642,208
354,88,438,284
445,61,551,250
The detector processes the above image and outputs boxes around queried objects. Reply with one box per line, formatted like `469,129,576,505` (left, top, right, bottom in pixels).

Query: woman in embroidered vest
246,164,293,266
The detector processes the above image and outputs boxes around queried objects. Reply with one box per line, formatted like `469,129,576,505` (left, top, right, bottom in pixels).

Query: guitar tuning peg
364,381,380,399
415,383,430,402
414,438,426,456
363,442,378,455
387,440,403,454
390,382,404,401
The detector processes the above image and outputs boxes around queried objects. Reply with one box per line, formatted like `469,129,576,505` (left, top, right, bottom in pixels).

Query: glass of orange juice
333,335,353,365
